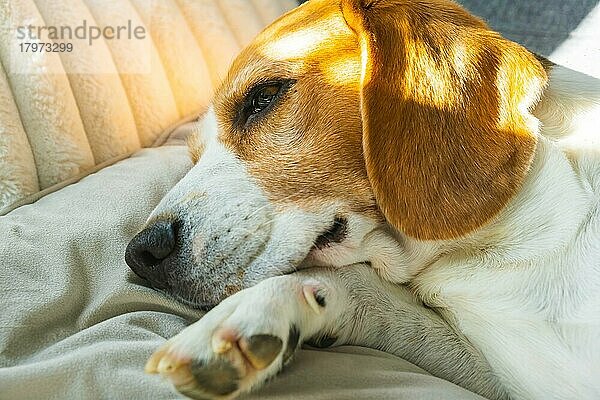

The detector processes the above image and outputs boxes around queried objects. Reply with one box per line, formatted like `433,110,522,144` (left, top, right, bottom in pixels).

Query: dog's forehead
215,0,357,100
256,1,352,61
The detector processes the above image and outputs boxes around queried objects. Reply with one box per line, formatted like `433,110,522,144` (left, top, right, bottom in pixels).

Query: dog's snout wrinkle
125,219,178,289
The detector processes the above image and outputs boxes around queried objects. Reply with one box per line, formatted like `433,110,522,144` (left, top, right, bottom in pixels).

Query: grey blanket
0,135,483,399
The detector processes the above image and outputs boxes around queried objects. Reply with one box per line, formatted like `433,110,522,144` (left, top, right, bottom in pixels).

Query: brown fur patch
187,132,205,164
341,0,547,240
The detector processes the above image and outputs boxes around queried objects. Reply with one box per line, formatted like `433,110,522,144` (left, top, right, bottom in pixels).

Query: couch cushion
0,0,297,212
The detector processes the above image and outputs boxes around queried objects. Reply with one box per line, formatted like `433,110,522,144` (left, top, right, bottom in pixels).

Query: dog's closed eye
237,79,295,128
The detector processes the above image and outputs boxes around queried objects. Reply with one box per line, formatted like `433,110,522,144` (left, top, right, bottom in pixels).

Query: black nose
125,220,177,289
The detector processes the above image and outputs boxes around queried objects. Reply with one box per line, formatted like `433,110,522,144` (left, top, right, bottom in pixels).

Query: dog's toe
148,346,242,399
239,334,283,370
186,358,241,398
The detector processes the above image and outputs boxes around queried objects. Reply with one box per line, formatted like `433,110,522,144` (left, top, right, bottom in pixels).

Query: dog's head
125,0,547,308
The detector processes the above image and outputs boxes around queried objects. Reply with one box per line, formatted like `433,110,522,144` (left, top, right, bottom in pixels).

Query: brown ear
341,0,547,240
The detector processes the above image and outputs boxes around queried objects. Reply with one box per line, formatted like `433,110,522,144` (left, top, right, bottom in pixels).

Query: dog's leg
316,265,509,400
146,264,506,400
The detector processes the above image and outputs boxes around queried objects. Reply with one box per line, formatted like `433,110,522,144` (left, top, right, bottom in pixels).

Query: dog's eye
237,79,295,128
251,84,280,115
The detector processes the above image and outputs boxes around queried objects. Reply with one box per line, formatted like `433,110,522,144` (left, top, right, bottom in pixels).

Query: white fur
404,66,600,399
151,66,600,400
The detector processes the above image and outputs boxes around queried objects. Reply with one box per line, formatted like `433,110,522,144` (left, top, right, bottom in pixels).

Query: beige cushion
0,0,297,212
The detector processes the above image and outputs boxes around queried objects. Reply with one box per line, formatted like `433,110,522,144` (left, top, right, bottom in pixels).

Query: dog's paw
145,276,329,399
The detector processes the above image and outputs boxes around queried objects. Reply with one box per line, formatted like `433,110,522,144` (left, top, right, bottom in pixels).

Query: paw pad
239,334,283,370
187,358,240,397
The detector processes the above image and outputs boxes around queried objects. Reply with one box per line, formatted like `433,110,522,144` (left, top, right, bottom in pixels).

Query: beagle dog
125,0,600,399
